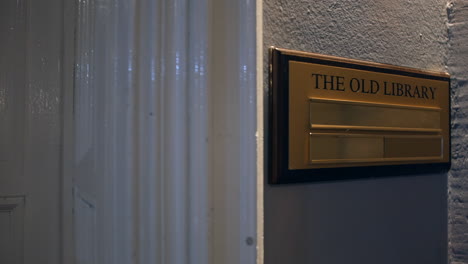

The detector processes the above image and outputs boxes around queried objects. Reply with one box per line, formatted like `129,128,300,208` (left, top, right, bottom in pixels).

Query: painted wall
447,1,468,263
264,1,449,263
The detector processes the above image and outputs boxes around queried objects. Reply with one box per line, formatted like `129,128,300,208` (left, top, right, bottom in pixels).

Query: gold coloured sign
269,47,450,184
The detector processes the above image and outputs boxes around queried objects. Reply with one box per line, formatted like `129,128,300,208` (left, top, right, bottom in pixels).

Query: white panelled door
1,0,262,262
0,0,63,263
67,0,262,263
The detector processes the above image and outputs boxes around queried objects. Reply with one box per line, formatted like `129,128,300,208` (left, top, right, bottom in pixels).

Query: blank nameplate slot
310,99,441,131
384,136,442,159
310,134,384,162
310,134,443,164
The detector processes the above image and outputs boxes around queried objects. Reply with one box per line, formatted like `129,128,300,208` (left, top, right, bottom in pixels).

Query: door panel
0,2,27,263
73,1,116,263
0,0,26,195
0,0,62,263
0,197,25,264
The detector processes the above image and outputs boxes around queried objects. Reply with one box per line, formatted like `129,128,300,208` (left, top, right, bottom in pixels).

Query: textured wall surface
447,1,468,263
264,0,448,69
264,1,449,263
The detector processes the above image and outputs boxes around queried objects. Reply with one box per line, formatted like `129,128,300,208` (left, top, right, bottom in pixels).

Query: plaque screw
246,237,254,246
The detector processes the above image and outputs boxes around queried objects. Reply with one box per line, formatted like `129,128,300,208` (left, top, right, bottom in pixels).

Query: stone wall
447,1,468,263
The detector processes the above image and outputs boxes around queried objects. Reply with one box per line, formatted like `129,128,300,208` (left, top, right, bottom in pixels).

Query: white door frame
61,0,75,263
61,0,263,263
210,0,263,263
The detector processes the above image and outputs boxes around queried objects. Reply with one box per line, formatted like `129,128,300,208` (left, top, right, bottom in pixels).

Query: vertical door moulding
61,0,75,261
238,0,259,263
73,189,96,264
74,0,95,162
256,0,264,262
0,0,26,175
187,0,209,262
211,0,259,263
159,1,190,263
0,197,25,264
69,0,261,263
133,0,160,263
111,2,136,264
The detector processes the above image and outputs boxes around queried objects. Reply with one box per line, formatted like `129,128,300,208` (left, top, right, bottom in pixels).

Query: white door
0,0,62,264
68,0,262,263
1,0,261,263
70,1,135,263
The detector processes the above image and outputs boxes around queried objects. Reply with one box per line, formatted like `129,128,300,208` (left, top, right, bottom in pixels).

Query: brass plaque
269,47,450,184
